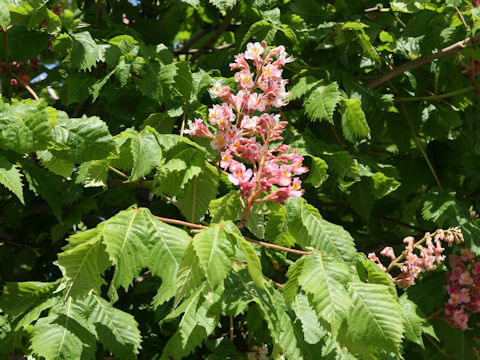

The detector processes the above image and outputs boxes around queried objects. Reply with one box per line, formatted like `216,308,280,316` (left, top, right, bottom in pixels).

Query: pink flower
185,119,213,137
459,271,474,286
208,104,235,129
244,42,264,62
228,163,253,186
461,248,475,262
473,262,480,276
380,247,396,260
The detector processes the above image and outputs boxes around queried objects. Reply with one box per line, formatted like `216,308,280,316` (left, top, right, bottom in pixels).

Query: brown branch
426,334,452,360
190,2,239,63
108,166,129,180
152,214,312,255
95,0,103,29
388,81,444,190
368,34,480,88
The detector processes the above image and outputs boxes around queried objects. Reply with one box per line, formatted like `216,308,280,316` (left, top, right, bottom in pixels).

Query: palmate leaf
399,293,433,348
37,150,74,178
51,116,117,163
177,162,219,222
30,298,97,360
102,208,149,295
56,229,111,299
143,210,192,306
209,190,242,223
304,82,341,124
76,159,110,188
346,283,404,354
0,99,55,153
192,223,236,288
82,294,141,360
0,155,24,204
298,252,352,337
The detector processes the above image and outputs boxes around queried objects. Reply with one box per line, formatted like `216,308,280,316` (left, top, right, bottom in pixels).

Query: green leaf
421,188,457,225
143,210,192,306
123,127,162,181
56,230,111,299
224,223,265,289
286,198,357,262
298,251,351,336
177,162,219,222
209,190,242,223
371,172,400,198
0,26,49,60
348,178,375,220
174,62,194,101
0,99,55,153
37,150,74,178
346,283,404,354
305,155,328,187
82,294,141,359
162,285,223,359
192,224,235,288
52,116,116,163
0,2,10,29
287,76,321,101
399,294,428,348
239,20,275,50
341,98,370,143
30,298,97,360
102,209,149,294
209,0,237,9
291,292,325,344
175,242,205,306
0,155,24,204
71,31,100,71
304,82,341,124
322,151,359,180
76,160,110,188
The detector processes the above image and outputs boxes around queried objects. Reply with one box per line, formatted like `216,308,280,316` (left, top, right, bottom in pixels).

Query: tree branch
190,2,239,63
368,34,480,88
152,214,312,255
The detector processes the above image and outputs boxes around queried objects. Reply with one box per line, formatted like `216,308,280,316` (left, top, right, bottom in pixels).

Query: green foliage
2,0,480,358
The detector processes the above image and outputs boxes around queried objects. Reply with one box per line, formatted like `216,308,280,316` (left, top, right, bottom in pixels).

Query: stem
180,103,188,137
190,2,239,63
14,75,40,100
3,30,11,98
395,86,475,102
229,315,234,340
108,166,130,180
368,34,480,88
426,334,453,360
389,81,444,190
386,229,440,272
95,0,103,29
151,213,312,255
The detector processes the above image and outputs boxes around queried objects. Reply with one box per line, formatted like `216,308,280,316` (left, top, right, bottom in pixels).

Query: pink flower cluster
444,248,480,330
186,42,308,215
368,227,464,288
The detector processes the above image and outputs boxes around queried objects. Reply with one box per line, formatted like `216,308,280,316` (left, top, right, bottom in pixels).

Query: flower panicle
186,42,307,212
368,227,464,288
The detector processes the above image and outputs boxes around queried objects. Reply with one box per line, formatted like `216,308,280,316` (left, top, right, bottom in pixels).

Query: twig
426,334,453,360
329,124,344,147
95,0,103,29
389,81,444,190
108,166,129,180
180,104,188,137
368,34,480,88
229,315,234,340
173,28,213,54
395,86,474,102
190,2,239,63
152,214,312,255
427,307,444,320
